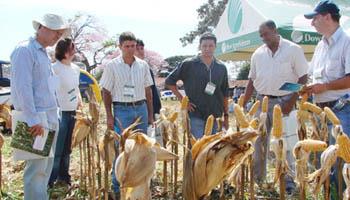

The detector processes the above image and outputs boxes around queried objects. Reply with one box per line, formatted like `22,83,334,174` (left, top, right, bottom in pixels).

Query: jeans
189,114,218,139
328,103,350,199
24,157,54,200
49,111,76,185
111,102,148,193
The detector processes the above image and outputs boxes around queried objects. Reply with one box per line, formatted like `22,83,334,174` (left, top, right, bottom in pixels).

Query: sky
0,0,206,61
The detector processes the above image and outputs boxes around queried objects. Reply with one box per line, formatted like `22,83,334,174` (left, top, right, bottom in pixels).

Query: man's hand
29,124,44,136
304,83,328,95
148,115,154,126
107,115,114,130
188,102,197,112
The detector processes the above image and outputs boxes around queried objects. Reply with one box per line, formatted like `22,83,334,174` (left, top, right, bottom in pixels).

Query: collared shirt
165,56,229,119
52,61,80,111
249,37,308,96
309,27,350,103
100,55,153,102
10,37,58,126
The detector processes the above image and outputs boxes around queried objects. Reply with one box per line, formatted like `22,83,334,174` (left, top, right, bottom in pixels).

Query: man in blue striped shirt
10,13,69,200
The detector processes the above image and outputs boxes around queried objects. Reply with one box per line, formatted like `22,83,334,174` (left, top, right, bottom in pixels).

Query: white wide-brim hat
32,13,71,37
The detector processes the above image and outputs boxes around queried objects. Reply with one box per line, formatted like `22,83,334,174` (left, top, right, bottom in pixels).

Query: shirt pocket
278,61,293,78
325,59,343,80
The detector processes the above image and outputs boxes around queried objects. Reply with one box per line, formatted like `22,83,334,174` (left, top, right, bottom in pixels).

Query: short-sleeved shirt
309,27,350,103
249,37,309,96
165,56,229,119
52,61,80,111
100,55,153,102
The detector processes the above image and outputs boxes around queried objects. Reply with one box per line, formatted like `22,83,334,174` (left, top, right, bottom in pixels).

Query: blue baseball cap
304,0,340,19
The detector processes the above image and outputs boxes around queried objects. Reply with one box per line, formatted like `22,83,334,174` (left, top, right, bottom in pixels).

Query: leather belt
260,94,282,99
316,100,337,109
113,100,145,107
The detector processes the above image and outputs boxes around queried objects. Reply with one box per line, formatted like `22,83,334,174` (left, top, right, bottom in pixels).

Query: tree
236,61,250,80
69,13,115,72
164,55,193,69
180,0,228,46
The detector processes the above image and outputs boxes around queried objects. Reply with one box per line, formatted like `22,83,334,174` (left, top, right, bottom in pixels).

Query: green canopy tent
214,0,350,61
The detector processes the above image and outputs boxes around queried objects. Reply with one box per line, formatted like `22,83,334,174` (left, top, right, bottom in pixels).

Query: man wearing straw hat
10,13,70,199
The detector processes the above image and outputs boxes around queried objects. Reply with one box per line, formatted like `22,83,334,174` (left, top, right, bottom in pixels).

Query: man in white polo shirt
243,20,308,195
100,31,154,199
303,1,350,198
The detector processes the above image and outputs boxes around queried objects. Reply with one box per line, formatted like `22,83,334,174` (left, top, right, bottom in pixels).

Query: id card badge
123,85,135,98
205,82,216,95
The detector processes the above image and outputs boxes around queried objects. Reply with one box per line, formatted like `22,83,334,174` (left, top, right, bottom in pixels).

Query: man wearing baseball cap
10,13,70,199
303,1,350,199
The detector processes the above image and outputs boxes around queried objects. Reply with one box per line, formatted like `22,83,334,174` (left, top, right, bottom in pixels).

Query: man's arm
282,74,308,115
11,47,43,136
145,86,154,124
243,79,255,107
102,88,114,130
223,96,229,130
305,75,350,95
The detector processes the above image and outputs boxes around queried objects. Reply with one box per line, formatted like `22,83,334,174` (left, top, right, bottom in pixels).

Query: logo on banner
228,0,243,34
291,30,303,43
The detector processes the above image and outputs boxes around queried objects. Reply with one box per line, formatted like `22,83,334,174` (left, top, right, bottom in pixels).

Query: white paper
32,129,49,151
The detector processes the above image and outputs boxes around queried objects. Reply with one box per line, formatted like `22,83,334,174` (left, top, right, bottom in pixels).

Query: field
0,100,333,199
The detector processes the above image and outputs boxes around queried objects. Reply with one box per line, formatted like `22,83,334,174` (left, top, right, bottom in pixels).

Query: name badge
123,85,135,98
205,82,216,95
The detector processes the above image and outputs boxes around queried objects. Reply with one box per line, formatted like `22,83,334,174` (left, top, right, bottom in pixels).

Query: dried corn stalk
343,163,350,200
308,145,339,195
0,104,11,129
71,116,91,148
336,132,350,163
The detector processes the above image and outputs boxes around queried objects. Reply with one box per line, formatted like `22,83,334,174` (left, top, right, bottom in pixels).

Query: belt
260,94,282,99
316,100,337,109
113,100,145,107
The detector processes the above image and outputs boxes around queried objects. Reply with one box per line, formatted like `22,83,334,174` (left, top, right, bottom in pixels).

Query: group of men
9,0,350,199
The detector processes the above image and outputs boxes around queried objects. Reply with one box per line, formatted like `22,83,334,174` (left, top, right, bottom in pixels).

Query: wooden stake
249,155,254,200
279,172,285,200
241,164,245,199
103,133,110,200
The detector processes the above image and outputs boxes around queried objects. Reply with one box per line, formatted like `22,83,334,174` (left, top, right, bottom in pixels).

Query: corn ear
298,139,327,152
272,105,283,138
238,94,245,108
168,112,178,123
324,107,341,125
181,96,189,110
249,118,259,130
248,100,260,116
300,102,323,115
262,96,269,113
204,115,214,136
233,104,249,129
336,132,350,163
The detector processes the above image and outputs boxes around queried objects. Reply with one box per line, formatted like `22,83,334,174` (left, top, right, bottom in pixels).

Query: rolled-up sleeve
165,62,184,86
100,63,114,92
293,46,309,78
11,47,41,126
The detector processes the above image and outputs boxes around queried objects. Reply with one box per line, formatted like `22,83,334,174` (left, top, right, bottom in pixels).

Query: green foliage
164,55,193,68
236,61,250,80
180,0,228,46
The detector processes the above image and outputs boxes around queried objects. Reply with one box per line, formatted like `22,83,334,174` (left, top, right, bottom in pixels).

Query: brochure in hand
10,121,55,157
